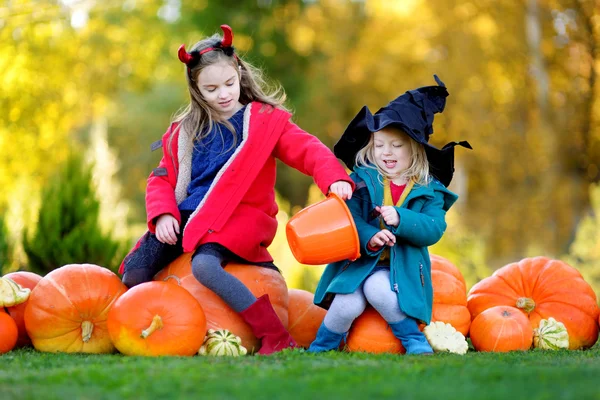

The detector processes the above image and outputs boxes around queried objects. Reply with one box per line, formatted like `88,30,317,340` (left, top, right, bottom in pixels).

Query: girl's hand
368,229,396,248
155,214,180,245
328,181,353,200
378,206,400,227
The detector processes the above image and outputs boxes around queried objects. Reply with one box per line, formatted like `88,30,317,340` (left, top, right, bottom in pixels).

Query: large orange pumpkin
4,271,42,347
24,264,127,353
347,306,405,354
154,253,289,353
287,289,327,348
470,305,533,352
0,312,18,354
108,281,207,356
430,255,470,336
467,256,599,349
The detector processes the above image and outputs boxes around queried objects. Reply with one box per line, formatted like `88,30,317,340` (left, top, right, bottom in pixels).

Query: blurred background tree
1,0,599,294
565,183,600,292
22,153,127,275
0,211,12,272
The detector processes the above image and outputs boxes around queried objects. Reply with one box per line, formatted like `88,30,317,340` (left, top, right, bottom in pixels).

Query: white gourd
533,317,569,350
198,329,248,357
423,321,469,355
0,277,31,307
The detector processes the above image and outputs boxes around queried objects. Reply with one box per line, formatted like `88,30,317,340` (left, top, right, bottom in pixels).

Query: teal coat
313,166,458,324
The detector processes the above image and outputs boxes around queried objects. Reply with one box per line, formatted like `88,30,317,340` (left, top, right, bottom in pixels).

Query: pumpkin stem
162,275,181,285
81,321,94,342
516,297,536,313
141,315,164,338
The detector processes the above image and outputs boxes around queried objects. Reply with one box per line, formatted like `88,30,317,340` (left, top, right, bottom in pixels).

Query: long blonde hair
169,31,288,156
355,126,430,185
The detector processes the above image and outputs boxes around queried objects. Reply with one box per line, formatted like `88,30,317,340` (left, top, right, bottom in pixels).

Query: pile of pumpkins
1,255,599,356
0,255,326,356
345,255,599,354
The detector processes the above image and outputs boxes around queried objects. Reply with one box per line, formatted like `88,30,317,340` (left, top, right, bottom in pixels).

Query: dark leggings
121,214,257,312
190,245,256,312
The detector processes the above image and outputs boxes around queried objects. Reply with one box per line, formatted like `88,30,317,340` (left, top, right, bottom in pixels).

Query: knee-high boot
239,294,299,355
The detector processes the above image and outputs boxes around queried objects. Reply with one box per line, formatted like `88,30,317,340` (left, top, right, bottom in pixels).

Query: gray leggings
191,250,256,312
324,269,407,334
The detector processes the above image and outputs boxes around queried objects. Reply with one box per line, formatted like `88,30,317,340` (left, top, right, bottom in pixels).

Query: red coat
119,102,353,274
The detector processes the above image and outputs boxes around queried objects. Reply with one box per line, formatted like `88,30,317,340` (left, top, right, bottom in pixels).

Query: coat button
208,229,214,233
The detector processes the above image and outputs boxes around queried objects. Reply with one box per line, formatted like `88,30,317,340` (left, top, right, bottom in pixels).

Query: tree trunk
526,0,559,249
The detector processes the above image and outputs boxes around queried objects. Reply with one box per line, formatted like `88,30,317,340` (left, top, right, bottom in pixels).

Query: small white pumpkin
198,329,248,357
533,317,569,350
0,277,31,307
423,321,469,355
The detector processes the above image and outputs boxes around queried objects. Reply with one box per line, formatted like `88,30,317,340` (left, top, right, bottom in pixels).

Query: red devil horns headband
177,45,194,64
178,24,235,67
221,25,233,47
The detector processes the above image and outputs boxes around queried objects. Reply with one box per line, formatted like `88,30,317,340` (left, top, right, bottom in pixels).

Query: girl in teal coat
309,76,471,355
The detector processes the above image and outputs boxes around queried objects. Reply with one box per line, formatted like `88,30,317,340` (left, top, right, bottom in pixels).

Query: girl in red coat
119,25,353,355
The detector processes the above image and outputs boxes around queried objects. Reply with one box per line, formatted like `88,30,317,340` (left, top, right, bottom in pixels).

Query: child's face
372,128,412,178
197,60,242,118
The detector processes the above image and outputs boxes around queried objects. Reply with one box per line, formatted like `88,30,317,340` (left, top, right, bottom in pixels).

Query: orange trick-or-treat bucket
286,193,360,265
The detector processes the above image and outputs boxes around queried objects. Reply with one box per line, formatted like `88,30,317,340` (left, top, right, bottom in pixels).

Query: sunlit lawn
1,346,599,400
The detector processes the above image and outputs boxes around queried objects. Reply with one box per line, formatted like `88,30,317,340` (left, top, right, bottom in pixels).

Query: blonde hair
355,126,430,185
169,31,288,156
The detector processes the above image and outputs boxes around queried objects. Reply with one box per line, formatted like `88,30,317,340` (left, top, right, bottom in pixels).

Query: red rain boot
239,294,299,355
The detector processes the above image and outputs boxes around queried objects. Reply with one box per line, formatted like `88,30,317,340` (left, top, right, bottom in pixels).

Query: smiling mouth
383,160,397,168
219,99,232,107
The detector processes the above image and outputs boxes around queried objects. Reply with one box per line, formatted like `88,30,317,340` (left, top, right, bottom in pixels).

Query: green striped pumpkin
533,317,569,350
198,329,248,357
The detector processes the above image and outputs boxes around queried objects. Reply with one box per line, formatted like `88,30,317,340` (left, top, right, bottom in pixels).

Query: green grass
1,346,599,400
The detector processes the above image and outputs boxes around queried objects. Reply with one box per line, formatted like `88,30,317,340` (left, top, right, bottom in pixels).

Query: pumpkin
346,306,405,354
470,305,533,352
287,289,327,348
198,329,247,356
155,253,289,353
108,281,206,356
0,276,30,307
24,264,127,353
0,312,18,354
533,317,569,350
4,271,42,347
423,321,468,355
430,255,471,336
467,256,599,349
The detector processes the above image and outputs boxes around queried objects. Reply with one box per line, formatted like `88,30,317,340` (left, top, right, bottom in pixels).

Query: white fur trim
174,124,193,204
177,103,253,236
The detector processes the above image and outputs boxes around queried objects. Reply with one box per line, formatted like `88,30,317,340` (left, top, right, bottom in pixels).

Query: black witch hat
334,75,471,186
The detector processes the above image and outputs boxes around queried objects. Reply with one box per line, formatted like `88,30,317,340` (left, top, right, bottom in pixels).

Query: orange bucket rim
327,192,361,261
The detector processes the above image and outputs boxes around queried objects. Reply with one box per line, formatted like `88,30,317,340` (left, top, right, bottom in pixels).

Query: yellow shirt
378,178,414,262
